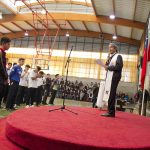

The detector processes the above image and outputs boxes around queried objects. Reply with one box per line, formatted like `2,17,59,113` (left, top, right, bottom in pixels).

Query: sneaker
25,105,30,108
101,113,115,117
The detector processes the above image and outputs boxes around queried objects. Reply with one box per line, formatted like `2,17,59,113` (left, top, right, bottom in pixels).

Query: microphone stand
49,46,78,115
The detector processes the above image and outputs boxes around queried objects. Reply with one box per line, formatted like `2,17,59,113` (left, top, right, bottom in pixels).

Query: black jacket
0,49,8,82
106,54,123,80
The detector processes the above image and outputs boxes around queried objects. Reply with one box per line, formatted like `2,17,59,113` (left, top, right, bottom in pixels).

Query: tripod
49,46,78,115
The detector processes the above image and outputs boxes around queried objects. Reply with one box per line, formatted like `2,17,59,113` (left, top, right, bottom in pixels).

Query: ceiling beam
131,0,137,38
0,13,145,30
91,0,103,33
38,20,48,29
19,0,92,10
67,21,75,30
11,22,26,31
0,29,140,46
82,21,89,31
98,23,102,33
91,0,97,16
36,0,60,28
24,21,36,30
0,24,15,33
22,0,60,29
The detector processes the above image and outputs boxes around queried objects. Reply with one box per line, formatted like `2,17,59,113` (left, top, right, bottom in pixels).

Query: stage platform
1,106,150,150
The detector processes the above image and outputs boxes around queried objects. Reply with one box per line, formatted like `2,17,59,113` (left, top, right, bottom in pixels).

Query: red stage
1,106,150,150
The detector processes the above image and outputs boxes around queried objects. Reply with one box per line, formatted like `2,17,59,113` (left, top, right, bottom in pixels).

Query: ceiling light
24,31,29,36
109,14,115,19
66,32,70,37
112,35,117,40
0,12,2,19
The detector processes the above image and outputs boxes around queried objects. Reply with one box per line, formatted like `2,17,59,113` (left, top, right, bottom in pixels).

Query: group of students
0,36,61,110
0,58,61,110
0,58,42,110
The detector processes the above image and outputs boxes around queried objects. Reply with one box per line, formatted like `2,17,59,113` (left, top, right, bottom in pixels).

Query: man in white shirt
26,66,41,108
36,71,44,106
15,65,30,106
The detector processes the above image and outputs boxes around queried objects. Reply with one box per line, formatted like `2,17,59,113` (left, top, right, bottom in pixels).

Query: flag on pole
141,25,150,89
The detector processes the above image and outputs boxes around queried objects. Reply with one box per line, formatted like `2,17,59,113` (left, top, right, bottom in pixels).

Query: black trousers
15,86,27,105
0,77,5,106
108,79,120,115
26,88,36,106
36,86,43,106
3,84,9,104
42,86,50,104
6,80,19,109
92,96,97,108
49,89,57,104
0,85,4,106
0,84,9,105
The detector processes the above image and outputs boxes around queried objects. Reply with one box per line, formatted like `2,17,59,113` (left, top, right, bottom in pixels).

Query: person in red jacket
0,37,11,108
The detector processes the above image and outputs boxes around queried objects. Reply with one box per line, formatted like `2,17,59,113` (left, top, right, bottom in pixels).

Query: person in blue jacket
6,58,25,110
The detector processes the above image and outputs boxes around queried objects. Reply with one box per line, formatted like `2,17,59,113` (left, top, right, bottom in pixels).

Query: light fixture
109,14,115,19
0,12,2,19
65,32,70,37
112,35,117,40
24,31,29,36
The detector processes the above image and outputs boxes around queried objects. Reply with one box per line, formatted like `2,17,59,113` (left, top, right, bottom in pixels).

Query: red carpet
1,106,150,150
0,118,21,150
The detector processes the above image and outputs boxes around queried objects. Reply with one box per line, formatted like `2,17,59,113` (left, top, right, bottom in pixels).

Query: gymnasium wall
6,36,139,97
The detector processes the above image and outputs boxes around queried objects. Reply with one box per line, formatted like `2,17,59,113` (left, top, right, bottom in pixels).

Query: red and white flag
141,18,150,90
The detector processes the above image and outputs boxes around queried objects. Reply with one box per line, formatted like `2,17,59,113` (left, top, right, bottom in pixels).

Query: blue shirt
10,65,22,82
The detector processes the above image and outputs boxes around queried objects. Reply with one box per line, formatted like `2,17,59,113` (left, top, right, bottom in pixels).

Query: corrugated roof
70,21,86,30
134,0,150,22
117,25,132,38
85,22,100,32
101,23,115,34
93,0,113,16
115,0,136,20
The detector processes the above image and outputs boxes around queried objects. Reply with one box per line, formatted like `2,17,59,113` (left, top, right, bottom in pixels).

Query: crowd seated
57,79,99,102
